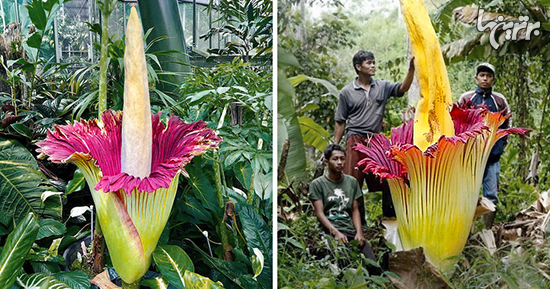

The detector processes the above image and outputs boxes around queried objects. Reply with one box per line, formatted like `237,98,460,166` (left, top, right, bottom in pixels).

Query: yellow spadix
402,0,455,151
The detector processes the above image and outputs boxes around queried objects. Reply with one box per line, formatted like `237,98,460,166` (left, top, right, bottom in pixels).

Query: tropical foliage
0,0,272,288
202,0,273,62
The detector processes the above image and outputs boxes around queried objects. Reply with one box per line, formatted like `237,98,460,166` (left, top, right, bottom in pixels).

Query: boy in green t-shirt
310,144,376,261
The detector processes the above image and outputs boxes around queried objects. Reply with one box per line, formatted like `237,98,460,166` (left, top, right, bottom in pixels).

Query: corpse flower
357,106,526,270
36,8,221,287
355,0,528,270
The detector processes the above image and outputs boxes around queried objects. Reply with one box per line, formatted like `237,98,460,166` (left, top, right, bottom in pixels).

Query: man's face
356,59,376,76
475,71,495,89
326,150,345,173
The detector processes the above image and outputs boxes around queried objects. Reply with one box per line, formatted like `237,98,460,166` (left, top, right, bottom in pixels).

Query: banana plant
36,8,221,288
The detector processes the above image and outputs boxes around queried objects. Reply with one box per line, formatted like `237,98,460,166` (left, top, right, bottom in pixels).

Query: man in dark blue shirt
459,62,511,227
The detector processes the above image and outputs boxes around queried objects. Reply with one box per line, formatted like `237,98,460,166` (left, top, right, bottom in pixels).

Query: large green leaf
181,195,215,224
186,166,221,217
184,271,224,289
64,169,85,195
141,277,170,289
277,47,301,69
0,213,40,289
239,205,272,288
234,162,253,191
30,261,61,275
26,31,43,50
288,74,339,98
53,271,90,289
152,245,194,289
25,0,47,31
0,138,62,224
277,69,307,184
298,116,331,152
240,206,271,261
16,273,71,289
37,219,66,240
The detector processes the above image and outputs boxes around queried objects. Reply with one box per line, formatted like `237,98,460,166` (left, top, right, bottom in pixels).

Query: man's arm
398,57,415,94
352,199,365,246
312,199,349,244
334,121,346,145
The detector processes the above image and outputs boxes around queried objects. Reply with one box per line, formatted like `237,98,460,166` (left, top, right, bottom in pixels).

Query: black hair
352,50,375,74
323,144,346,160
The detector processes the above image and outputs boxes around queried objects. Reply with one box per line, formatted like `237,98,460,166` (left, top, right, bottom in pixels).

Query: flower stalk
97,0,117,116
214,150,231,260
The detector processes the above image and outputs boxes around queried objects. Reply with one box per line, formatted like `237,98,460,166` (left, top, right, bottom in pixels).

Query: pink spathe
37,110,222,195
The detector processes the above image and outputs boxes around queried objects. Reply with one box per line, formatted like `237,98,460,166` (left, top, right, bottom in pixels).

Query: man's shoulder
372,78,389,85
343,174,358,182
311,175,326,185
492,91,507,100
309,176,327,200
343,174,360,187
459,91,475,100
491,91,509,110
340,82,356,94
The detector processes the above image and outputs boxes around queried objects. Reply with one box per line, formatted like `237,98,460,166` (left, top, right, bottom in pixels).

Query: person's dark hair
353,50,375,74
324,144,346,160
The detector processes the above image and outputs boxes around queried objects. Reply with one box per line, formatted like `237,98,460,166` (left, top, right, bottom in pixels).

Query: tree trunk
513,54,530,178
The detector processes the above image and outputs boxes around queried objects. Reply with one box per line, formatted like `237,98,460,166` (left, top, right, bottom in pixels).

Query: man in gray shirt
334,50,415,217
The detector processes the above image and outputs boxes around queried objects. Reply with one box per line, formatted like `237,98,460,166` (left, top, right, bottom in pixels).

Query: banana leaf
277,49,307,183
298,116,331,152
